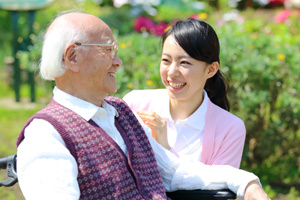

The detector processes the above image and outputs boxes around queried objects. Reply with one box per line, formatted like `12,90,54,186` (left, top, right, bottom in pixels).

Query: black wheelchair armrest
0,154,18,187
166,189,236,200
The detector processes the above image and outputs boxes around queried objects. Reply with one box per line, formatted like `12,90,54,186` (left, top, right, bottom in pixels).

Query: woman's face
160,35,211,104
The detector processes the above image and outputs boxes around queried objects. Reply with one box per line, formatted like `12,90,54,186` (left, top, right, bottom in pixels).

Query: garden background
0,0,299,199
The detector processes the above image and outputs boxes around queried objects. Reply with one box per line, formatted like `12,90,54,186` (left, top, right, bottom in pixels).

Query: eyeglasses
76,41,118,59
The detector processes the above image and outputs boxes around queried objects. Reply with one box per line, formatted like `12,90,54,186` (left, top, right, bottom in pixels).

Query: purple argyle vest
17,96,167,200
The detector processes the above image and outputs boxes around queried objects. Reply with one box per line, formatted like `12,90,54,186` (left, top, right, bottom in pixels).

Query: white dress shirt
155,90,208,161
17,87,259,200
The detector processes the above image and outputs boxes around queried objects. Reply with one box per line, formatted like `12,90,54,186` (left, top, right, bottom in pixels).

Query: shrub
216,18,300,187
116,14,300,191
115,32,163,98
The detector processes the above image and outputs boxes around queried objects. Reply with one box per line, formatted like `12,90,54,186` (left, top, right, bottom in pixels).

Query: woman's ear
63,44,79,72
206,62,219,78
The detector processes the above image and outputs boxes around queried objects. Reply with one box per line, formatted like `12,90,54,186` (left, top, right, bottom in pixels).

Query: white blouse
150,90,209,161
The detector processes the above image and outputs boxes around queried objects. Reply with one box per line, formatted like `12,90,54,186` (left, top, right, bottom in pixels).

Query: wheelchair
0,154,236,200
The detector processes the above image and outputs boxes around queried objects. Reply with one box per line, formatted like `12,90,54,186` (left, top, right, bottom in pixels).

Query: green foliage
114,32,163,98
115,12,300,196
154,4,197,22
0,76,14,98
263,185,277,199
288,187,300,200
0,11,13,67
100,5,136,35
216,18,300,188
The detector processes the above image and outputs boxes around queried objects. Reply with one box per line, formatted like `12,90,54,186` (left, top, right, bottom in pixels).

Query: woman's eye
181,61,191,65
162,58,170,63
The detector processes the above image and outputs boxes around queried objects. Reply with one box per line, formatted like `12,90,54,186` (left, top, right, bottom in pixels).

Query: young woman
123,18,246,168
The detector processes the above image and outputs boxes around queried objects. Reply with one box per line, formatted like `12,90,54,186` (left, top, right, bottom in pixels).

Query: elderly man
16,11,269,200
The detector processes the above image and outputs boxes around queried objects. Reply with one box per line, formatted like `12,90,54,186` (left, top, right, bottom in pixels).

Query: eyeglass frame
75,41,118,59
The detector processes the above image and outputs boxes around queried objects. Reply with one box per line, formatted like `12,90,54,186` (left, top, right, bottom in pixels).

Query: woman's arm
133,111,269,199
210,129,246,168
203,119,246,168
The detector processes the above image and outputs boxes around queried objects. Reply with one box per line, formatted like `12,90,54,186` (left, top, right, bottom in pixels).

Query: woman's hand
137,111,171,150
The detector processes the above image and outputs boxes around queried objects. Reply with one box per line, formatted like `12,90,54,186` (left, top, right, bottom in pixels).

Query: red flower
269,0,285,5
154,21,169,36
133,15,156,33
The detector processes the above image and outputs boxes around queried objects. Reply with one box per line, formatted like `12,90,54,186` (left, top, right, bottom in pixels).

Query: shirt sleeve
17,119,80,200
133,112,260,198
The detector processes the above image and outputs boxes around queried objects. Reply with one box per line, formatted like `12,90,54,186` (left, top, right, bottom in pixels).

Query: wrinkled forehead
53,12,115,44
89,25,115,44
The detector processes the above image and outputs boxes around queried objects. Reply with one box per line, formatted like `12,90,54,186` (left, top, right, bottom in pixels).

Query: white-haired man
16,11,270,200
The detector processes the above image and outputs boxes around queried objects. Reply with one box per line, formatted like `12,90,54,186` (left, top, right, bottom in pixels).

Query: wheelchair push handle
0,154,18,187
0,155,13,169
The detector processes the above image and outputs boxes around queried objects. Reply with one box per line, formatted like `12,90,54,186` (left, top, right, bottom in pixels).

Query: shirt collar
162,89,208,130
181,90,208,130
52,87,118,121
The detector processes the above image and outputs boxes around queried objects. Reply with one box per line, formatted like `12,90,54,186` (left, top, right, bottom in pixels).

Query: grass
0,92,47,200
0,105,42,200
0,68,48,199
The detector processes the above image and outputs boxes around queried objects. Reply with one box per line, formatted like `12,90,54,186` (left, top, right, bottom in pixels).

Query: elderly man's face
76,27,122,97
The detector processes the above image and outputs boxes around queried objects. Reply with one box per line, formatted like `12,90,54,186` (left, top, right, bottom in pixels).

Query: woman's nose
167,64,179,77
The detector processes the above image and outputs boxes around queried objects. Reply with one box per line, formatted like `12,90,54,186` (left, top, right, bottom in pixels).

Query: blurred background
0,0,299,199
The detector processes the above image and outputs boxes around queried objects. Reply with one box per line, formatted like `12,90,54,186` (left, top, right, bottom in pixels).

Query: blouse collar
161,90,208,130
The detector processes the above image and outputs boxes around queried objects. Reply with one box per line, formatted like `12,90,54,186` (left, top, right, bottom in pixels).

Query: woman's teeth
169,82,186,88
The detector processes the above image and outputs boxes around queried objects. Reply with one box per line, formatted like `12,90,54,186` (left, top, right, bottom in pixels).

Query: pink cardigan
201,96,246,168
123,89,246,168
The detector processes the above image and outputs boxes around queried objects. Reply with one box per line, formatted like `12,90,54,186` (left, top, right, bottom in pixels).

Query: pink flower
236,16,245,24
154,21,169,36
133,16,156,33
216,19,225,26
274,9,292,23
133,16,169,36
190,14,199,20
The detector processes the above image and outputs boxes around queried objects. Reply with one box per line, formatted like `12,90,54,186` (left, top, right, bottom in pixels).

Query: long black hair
162,18,230,111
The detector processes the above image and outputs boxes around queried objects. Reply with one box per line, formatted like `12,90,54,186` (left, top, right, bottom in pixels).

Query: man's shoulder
104,96,130,110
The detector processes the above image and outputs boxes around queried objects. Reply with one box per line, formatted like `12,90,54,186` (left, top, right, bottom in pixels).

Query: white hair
39,12,87,80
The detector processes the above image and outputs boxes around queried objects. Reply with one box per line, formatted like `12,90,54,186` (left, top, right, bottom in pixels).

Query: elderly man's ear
63,44,79,72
